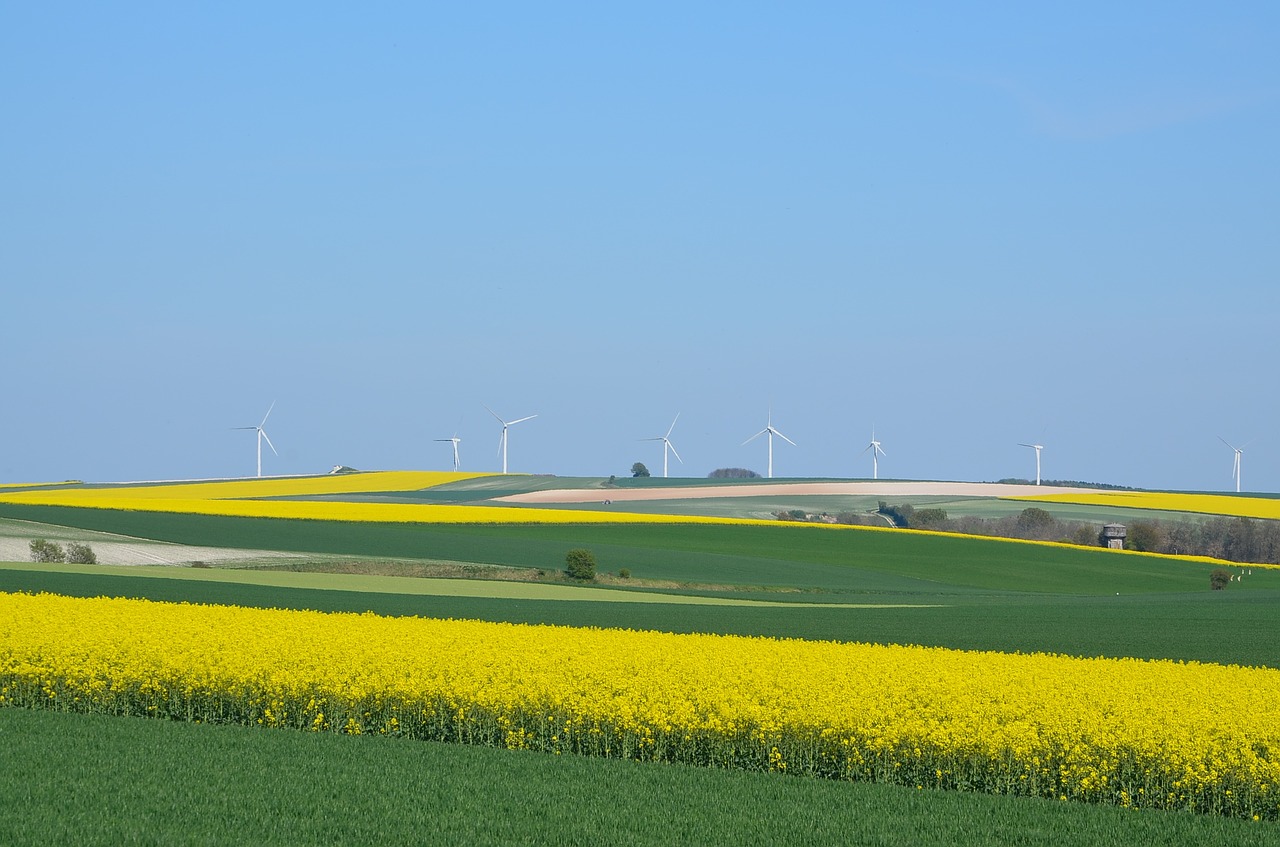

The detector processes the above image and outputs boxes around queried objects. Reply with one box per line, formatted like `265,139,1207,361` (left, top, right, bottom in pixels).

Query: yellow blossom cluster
1,591,1275,819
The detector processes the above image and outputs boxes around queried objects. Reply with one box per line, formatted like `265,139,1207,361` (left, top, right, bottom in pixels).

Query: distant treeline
708,468,761,479
993,478,1137,491
775,503,1280,566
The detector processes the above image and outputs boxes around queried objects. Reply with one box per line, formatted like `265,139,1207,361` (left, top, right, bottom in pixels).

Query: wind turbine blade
665,413,680,439
775,430,796,446
231,426,257,431
508,414,537,426
260,401,275,428
668,442,683,464
484,405,504,424
743,429,767,445
876,445,887,457
1017,443,1035,449
261,430,278,455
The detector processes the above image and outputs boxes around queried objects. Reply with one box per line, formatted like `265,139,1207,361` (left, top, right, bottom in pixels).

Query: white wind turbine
233,402,277,478
743,409,795,479
1018,442,1044,485
641,413,683,478
435,433,462,472
486,405,536,474
861,428,887,480
1218,436,1252,493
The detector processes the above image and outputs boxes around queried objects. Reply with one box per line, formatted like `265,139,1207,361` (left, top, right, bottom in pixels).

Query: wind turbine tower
233,402,278,478
1219,436,1251,493
435,435,462,472
861,429,887,480
1018,442,1044,486
486,406,536,474
642,414,683,478
744,410,795,479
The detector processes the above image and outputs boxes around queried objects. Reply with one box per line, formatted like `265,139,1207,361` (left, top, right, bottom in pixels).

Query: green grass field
2,708,1273,847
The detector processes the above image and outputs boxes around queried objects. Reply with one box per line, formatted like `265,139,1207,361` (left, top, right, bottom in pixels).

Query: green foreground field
2,708,1273,847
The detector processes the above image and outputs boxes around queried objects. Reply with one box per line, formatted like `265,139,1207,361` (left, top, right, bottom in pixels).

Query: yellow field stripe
0,471,490,502
1008,491,1280,521
0,494,784,525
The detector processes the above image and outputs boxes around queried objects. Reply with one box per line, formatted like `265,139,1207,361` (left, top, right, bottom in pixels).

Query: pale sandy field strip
496,481,1096,504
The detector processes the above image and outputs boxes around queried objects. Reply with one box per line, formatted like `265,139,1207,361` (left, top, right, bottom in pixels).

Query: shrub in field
565,548,597,581
617,568,630,579
1210,568,1232,590
630,463,650,478
29,539,65,563
65,542,97,564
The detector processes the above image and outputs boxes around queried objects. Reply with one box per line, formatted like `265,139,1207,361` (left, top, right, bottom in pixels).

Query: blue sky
3,3,1277,491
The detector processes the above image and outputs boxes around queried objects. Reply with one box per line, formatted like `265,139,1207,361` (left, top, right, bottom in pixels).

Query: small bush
65,542,97,565
29,539,66,563
618,568,631,579
1210,568,1231,591
565,548,597,581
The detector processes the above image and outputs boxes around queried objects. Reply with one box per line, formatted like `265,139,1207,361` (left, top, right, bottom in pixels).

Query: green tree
913,508,949,529
1210,568,1231,590
1126,521,1162,553
631,462,651,478
29,539,66,563
1015,507,1057,536
65,542,97,564
565,548,597,581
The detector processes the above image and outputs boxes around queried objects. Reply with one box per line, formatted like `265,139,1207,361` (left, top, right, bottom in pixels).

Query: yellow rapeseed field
0,495,779,526
1,592,1275,819
1010,491,1280,522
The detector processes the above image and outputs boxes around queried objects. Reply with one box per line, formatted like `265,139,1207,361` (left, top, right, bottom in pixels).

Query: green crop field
4,708,1272,847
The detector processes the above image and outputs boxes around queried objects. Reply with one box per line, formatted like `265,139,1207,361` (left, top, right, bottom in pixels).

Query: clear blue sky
3,3,1277,491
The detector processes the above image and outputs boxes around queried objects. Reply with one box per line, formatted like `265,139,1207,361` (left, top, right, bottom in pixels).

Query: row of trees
29,539,97,564
777,504,1280,566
